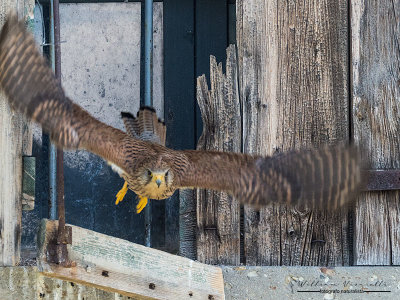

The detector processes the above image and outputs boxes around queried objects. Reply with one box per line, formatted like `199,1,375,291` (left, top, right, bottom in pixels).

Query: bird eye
147,170,152,176
165,170,169,177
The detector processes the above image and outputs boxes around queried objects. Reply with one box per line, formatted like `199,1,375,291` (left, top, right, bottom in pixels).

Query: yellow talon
136,196,148,214
115,181,128,205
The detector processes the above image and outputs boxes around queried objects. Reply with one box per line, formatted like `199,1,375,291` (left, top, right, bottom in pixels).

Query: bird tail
121,107,166,146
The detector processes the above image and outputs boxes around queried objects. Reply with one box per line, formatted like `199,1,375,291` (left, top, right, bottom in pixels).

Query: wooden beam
37,219,224,299
196,46,241,265
164,0,196,257
0,3,34,266
352,0,400,265
237,0,350,266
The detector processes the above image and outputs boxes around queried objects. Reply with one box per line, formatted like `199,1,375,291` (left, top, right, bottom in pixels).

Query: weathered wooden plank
0,2,34,267
37,219,224,299
196,45,241,265
351,0,400,265
237,0,350,266
179,189,197,260
164,0,196,257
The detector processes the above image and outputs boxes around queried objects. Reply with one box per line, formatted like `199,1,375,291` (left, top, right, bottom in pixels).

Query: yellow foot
136,195,148,214
115,181,128,205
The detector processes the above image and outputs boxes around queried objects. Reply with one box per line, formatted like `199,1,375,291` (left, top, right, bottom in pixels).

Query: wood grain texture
0,2,34,267
352,0,400,265
196,45,241,265
37,219,224,300
236,0,350,266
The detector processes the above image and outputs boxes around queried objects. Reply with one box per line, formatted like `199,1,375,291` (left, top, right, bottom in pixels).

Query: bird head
144,168,173,189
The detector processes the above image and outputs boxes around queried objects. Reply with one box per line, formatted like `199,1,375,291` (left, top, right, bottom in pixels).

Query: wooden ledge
37,219,224,299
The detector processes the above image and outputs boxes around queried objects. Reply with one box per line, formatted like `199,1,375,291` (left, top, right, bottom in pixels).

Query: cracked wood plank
196,45,241,265
236,0,350,266
352,0,400,265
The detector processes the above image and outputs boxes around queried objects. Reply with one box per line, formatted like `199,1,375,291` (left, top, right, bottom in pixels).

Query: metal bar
49,0,57,220
144,0,153,248
46,0,73,268
144,0,153,107
364,170,400,191
52,0,68,242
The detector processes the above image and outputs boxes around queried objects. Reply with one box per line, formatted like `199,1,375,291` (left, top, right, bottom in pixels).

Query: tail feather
121,107,166,146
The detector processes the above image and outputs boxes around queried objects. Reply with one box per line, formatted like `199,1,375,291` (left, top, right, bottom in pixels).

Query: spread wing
0,14,144,170
0,15,365,210
176,145,364,210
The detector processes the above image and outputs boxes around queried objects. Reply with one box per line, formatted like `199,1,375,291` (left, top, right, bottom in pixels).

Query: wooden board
37,219,224,299
0,2,34,267
236,0,350,266
164,0,196,257
196,45,241,265
351,0,400,265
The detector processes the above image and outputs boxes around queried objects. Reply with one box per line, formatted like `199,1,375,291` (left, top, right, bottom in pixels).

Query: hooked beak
156,178,162,188
153,174,164,188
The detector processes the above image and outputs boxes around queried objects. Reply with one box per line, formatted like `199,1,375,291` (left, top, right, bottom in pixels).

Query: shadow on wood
37,219,224,299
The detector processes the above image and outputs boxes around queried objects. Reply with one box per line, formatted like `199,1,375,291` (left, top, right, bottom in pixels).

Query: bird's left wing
175,145,364,211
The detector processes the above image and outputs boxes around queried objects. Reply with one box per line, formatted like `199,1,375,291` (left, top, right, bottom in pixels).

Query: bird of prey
0,15,364,213
117,108,167,212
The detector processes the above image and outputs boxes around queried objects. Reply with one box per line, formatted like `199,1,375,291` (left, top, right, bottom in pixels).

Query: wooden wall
0,1,34,266
2,0,397,267
195,0,400,266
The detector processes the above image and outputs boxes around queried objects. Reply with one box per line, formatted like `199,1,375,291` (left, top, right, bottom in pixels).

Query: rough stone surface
223,266,400,300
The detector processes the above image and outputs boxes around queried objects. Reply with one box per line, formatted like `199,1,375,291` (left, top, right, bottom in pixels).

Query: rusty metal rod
48,0,57,220
51,0,66,242
144,0,154,248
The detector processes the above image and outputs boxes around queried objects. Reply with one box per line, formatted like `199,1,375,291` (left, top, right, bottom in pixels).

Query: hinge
364,170,400,191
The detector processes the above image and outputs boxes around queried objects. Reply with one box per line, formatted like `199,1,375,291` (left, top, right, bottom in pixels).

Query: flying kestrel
0,15,364,213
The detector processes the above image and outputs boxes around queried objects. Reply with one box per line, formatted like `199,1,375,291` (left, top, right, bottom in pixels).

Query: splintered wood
37,220,224,300
196,45,241,265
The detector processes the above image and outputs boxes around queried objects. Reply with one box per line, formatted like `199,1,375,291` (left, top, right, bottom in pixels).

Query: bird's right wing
0,14,139,169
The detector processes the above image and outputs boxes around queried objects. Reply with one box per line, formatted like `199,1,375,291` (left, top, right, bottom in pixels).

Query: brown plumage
0,15,365,211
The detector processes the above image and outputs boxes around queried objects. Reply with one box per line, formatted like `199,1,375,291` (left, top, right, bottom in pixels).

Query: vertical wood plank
164,0,195,255
352,0,400,265
237,0,350,266
0,2,34,266
196,46,241,265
